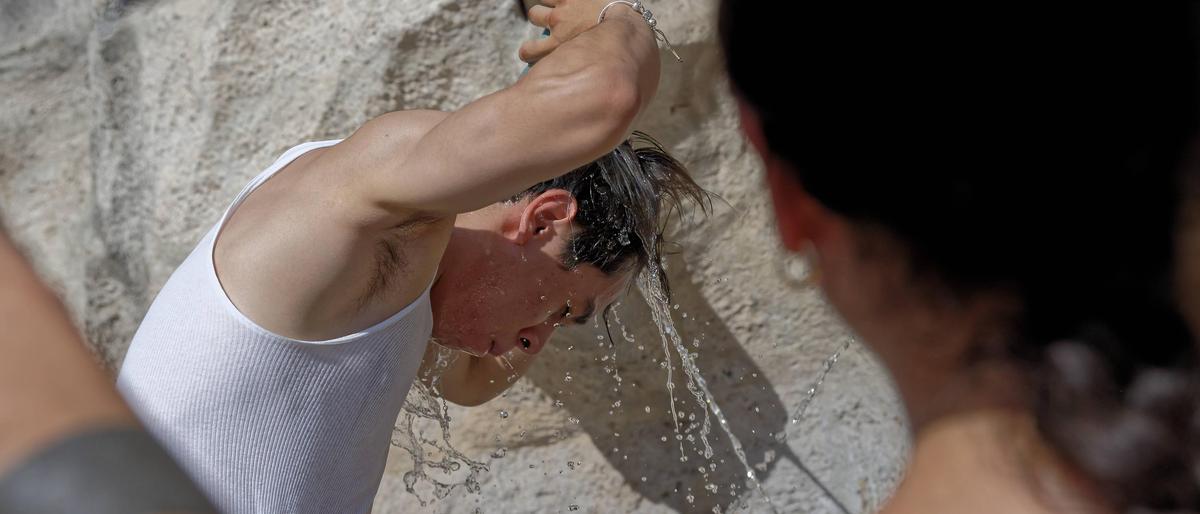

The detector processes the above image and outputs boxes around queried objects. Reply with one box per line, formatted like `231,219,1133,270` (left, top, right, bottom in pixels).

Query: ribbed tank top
117,140,433,514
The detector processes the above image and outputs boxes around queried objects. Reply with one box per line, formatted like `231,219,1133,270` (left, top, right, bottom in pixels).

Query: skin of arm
0,231,139,475
418,345,538,407
325,0,661,219
0,231,217,512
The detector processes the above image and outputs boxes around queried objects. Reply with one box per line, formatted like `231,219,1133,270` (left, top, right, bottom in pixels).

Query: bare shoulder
213,112,455,342
317,109,453,220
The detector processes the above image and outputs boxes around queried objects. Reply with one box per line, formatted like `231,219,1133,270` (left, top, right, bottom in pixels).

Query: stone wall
0,1,907,512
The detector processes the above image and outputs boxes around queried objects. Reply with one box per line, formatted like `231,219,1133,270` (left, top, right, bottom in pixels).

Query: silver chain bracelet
598,1,683,62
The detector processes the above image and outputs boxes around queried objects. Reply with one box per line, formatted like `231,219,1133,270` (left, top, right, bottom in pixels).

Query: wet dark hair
723,3,1200,511
512,130,710,301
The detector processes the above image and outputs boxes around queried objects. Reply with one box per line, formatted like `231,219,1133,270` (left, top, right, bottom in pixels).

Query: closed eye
558,301,592,326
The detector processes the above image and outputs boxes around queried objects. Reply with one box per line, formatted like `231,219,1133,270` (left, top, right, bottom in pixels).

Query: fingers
527,5,552,28
519,36,559,63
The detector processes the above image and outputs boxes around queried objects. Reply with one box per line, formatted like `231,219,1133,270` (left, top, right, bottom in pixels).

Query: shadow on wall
522,252,842,513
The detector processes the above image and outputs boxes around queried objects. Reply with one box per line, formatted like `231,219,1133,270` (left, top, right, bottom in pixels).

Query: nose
516,324,554,355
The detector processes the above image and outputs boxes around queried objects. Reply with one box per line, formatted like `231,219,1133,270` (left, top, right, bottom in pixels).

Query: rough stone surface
0,1,908,512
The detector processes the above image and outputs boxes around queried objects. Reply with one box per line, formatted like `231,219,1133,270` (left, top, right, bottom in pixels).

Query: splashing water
391,346,489,506
395,277,850,511
637,261,780,514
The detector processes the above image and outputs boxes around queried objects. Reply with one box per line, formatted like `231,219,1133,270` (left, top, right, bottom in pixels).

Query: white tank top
117,140,433,514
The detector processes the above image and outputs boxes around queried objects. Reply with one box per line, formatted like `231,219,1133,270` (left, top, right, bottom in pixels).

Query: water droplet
644,406,651,413
498,410,509,418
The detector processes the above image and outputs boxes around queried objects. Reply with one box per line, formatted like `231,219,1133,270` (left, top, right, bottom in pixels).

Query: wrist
596,1,682,63
600,2,646,25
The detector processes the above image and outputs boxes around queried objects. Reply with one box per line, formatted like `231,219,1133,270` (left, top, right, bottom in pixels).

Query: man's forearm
343,3,662,217
419,344,536,407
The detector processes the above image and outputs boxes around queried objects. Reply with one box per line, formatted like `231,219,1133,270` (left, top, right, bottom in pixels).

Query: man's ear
516,189,578,245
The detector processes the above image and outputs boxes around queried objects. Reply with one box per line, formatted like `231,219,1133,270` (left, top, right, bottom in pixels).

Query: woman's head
723,3,1200,510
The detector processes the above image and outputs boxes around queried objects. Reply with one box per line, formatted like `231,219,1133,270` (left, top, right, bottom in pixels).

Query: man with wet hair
117,0,706,512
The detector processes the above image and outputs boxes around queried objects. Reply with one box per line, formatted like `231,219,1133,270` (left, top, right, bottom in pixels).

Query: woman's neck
883,407,1111,514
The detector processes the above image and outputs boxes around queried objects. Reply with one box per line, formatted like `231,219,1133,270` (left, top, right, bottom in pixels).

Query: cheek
434,279,499,334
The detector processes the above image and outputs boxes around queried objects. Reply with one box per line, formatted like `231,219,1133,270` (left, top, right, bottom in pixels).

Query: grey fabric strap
0,427,217,514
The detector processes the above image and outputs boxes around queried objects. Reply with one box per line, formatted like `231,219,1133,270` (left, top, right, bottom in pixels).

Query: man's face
432,258,629,357
430,192,632,357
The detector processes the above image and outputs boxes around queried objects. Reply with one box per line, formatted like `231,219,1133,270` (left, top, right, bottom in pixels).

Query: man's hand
521,0,645,63
418,343,537,407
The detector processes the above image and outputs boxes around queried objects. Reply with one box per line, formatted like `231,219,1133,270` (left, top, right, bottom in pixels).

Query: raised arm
332,0,661,217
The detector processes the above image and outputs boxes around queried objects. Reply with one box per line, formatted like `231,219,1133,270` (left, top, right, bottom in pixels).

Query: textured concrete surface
0,1,908,512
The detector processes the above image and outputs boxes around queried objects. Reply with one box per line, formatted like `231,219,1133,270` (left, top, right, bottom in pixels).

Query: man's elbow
545,63,642,151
